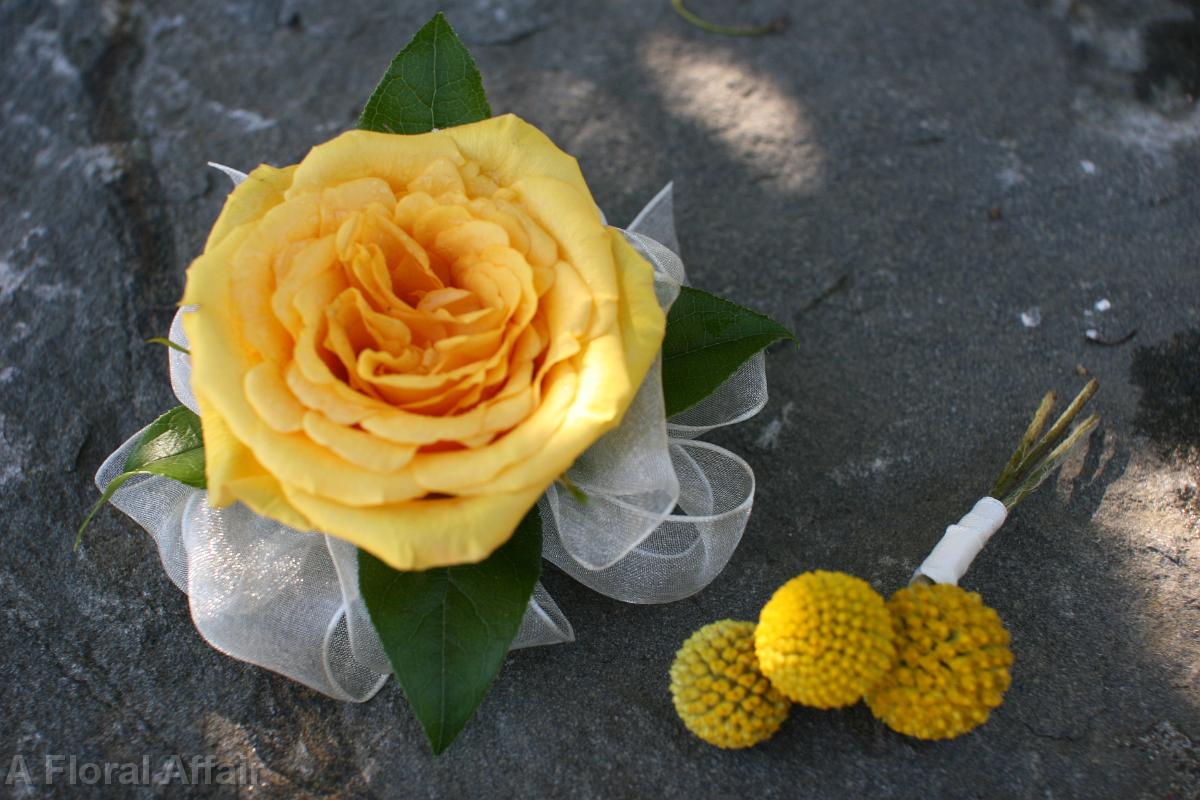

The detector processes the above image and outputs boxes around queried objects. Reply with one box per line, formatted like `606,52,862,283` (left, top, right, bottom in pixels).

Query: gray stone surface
2,0,1199,796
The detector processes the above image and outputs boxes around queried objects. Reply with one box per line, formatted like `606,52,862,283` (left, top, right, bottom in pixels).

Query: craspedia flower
754,570,895,708
670,620,791,749
866,583,1013,740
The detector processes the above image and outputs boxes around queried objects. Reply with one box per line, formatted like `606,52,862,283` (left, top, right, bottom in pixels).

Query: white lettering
45,754,66,782
4,755,31,785
156,755,187,785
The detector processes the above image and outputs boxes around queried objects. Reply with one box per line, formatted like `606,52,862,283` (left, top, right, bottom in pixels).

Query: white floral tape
913,496,1008,585
94,183,766,701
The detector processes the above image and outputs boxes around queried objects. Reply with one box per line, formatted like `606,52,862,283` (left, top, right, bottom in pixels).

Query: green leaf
661,286,795,417
358,12,491,135
122,405,205,475
359,507,543,755
77,406,206,547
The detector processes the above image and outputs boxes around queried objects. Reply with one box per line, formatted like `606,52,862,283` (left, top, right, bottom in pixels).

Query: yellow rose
181,114,665,570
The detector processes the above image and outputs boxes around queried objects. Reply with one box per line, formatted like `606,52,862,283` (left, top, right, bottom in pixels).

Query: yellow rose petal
204,164,296,253
444,115,593,203
610,229,668,389
302,411,417,473
244,362,306,433
513,175,617,316
410,363,578,493
270,235,337,334
230,193,321,364
319,177,396,234
285,131,462,200
283,482,547,571
285,362,388,426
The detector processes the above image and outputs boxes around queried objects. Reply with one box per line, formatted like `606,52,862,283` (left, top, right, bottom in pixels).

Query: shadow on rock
1130,329,1200,461
1066,428,1131,519
1136,1,1200,109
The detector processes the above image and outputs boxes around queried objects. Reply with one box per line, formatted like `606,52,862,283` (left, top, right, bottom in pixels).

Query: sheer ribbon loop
95,183,767,701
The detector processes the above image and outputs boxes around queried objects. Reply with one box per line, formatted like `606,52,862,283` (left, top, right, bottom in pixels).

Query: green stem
669,0,786,36
1011,379,1098,486
75,472,134,549
145,337,191,355
1001,413,1099,511
990,390,1055,498
988,379,1098,510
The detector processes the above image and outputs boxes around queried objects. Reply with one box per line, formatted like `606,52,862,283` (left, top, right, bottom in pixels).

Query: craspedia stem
990,390,1055,499
989,380,1098,504
1013,379,1097,479
1001,413,1099,511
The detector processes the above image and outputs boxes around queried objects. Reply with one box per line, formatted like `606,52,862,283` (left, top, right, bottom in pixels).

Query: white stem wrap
95,182,766,702
913,496,1008,585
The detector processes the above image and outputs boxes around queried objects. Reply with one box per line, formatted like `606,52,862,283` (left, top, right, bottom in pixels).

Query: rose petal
283,481,547,570
205,164,297,253
302,411,417,473
244,361,306,433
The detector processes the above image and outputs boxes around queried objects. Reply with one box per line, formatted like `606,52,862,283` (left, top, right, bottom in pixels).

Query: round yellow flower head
670,620,791,749
866,583,1013,740
754,570,895,708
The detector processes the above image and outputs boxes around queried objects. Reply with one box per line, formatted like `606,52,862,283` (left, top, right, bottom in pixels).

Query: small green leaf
359,507,542,754
122,406,205,476
77,406,206,547
662,286,795,417
358,12,491,135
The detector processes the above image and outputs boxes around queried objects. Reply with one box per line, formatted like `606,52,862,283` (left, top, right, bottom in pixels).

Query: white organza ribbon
95,181,767,702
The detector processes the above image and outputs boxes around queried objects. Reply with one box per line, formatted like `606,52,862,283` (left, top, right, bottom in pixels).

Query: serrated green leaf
77,406,206,546
359,507,542,755
358,12,491,135
662,286,795,417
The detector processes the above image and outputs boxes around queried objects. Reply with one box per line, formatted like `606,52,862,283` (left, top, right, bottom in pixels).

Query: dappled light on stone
641,36,824,194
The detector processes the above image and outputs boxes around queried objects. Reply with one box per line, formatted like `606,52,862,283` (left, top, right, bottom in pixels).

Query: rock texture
1,0,1198,797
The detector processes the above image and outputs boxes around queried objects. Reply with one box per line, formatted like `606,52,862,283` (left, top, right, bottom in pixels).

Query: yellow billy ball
670,620,791,749
866,583,1013,740
755,570,896,708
